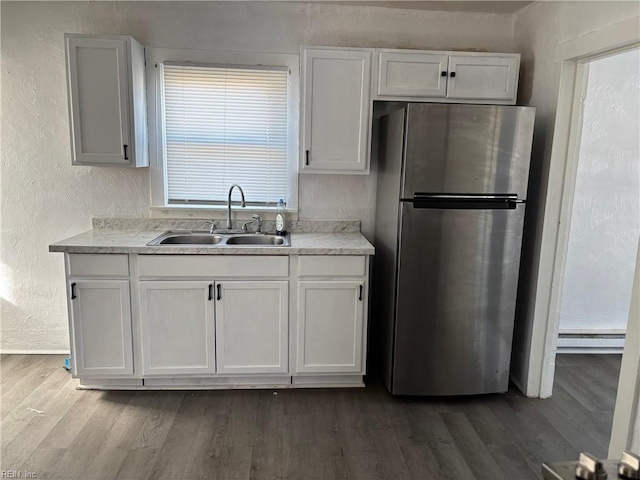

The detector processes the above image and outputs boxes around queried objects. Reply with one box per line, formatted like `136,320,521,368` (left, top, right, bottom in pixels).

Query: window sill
150,204,299,220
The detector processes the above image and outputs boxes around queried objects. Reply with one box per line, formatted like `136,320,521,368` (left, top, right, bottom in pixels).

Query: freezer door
402,104,535,199
392,202,526,395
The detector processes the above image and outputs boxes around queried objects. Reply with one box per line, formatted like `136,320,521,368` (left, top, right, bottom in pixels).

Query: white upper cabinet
377,50,448,98
446,54,520,102
65,34,148,167
215,281,288,375
375,49,520,104
300,47,372,174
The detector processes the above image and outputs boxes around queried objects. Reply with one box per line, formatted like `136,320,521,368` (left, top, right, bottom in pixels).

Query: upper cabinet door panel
446,54,520,102
377,51,448,98
66,37,130,165
301,48,371,173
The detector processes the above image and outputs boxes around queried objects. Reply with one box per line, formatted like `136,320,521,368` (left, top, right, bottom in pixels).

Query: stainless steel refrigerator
373,103,535,396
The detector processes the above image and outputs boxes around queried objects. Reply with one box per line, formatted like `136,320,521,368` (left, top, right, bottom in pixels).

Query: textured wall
510,1,640,394
559,49,640,332
1,1,515,352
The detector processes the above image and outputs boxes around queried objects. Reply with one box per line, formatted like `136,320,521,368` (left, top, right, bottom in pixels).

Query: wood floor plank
130,391,185,449
1,368,76,448
14,447,65,480
1,413,65,471
283,453,349,480
249,391,284,480
404,408,477,480
1,356,62,416
37,389,104,450
551,383,615,442
530,391,609,457
1,355,46,389
113,448,158,480
83,392,164,479
489,396,578,473
0,354,622,480
441,411,509,480
463,402,539,480
49,391,135,479
147,392,218,480
400,444,450,480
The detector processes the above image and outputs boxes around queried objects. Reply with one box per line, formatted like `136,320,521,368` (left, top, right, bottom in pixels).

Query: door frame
527,15,639,451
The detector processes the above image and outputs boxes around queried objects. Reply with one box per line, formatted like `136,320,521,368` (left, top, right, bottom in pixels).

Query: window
161,62,290,206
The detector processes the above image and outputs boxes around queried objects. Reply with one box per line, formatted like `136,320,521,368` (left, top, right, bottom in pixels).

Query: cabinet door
139,281,215,375
446,54,519,102
297,281,365,373
377,51,448,98
301,48,371,173
70,280,133,377
215,281,288,374
66,36,131,165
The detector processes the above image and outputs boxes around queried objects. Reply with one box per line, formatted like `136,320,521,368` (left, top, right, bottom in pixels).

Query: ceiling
321,1,535,14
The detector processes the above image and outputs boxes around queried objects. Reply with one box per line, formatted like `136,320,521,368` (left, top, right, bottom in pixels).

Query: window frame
147,48,299,213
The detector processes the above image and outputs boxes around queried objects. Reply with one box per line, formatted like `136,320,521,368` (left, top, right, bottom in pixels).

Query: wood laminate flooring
0,354,621,480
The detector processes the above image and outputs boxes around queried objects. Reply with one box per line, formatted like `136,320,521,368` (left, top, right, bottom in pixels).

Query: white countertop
49,229,375,256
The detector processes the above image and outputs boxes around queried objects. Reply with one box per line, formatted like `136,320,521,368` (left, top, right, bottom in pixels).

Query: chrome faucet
226,184,246,229
242,214,263,233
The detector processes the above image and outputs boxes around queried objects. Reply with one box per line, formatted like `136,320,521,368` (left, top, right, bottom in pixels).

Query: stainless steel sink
156,234,224,245
147,231,290,247
225,235,287,246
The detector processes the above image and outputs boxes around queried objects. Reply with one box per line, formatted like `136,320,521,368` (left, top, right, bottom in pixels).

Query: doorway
556,48,640,354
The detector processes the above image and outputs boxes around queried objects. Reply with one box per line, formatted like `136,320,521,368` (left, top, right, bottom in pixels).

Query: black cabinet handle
123,144,129,160
358,285,363,301
441,71,447,77
208,284,213,301
305,150,310,166
71,283,77,300
217,284,222,301
450,72,456,78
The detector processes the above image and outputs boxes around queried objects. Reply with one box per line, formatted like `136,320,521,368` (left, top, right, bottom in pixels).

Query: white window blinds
162,63,289,205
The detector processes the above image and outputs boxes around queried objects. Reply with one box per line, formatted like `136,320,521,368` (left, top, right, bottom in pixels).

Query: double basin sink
147,230,290,247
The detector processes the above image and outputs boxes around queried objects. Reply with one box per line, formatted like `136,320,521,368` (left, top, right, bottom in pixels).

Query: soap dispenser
275,199,286,236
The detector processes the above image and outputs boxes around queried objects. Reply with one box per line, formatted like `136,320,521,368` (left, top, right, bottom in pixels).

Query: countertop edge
49,230,375,256
49,245,374,255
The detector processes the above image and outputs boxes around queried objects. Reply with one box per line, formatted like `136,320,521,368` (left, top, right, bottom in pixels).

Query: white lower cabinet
296,281,365,374
70,279,133,377
215,281,288,374
139,281,215,375
64,253,370,388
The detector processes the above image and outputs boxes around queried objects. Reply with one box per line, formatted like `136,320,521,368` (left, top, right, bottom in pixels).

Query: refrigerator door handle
401,193,524,210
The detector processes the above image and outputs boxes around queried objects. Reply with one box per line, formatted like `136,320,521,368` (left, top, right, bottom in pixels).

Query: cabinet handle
123,144,129,160
305,150,309,166
208,284,213,301
358,285,363,301
217,284,222,301
71,283,77,300
450,72,456,78
441,71,447,77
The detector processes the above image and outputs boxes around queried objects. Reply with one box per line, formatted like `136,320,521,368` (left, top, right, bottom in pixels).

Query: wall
559,48,640,333
609,241,640,457
1,1,515,352
511,1,640,393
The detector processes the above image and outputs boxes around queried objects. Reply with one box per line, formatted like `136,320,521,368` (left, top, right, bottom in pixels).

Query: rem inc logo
1,471,37,478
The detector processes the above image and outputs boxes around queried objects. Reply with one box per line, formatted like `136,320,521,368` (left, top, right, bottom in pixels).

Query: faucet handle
205,220,217,234
252,214,263,232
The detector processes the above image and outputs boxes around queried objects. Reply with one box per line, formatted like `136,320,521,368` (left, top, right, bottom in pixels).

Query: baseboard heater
557,332,625,354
